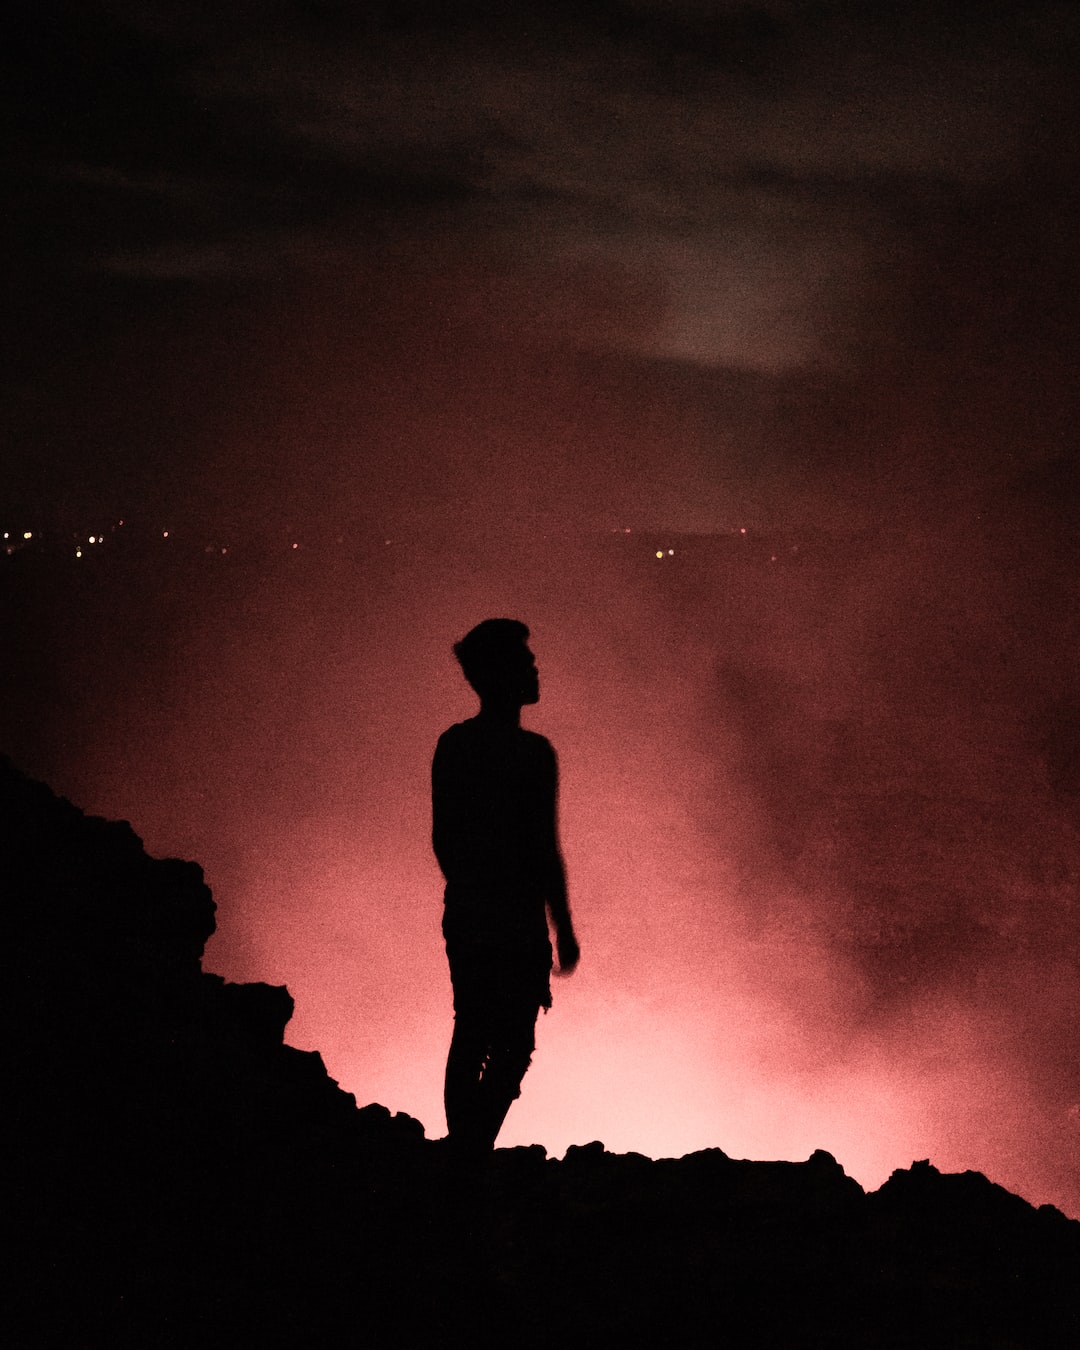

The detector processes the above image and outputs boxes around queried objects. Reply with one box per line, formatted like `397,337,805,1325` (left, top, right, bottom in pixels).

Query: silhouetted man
432,619,579,1156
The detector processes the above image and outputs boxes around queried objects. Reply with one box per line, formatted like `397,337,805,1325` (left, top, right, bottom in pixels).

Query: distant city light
0,523,814,577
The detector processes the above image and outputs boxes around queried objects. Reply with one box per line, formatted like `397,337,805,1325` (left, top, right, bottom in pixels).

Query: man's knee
488,1014,538,1092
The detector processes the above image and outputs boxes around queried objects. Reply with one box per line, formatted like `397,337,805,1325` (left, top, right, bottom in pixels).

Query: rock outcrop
4,756,1077,1348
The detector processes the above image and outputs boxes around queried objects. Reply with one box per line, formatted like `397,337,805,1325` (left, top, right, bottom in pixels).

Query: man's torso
433,718,555,954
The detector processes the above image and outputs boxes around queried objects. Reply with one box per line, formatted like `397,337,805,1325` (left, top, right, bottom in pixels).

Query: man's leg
444,1012,489,1150
473,1002,539,1150
445,944,549,1152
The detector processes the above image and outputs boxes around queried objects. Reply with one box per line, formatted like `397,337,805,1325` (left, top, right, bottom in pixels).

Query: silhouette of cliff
5,756,1077,1348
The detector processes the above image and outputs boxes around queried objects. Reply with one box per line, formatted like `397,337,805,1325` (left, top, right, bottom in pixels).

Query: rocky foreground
5,756,1077,1348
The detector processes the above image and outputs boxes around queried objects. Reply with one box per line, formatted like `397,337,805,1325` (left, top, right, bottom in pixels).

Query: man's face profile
474,641,538,706
520,645,540,705
503,643,539,706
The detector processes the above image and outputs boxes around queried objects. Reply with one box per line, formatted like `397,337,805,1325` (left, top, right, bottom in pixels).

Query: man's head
454,618,539,706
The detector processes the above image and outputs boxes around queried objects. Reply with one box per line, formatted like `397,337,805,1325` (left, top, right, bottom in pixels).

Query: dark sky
4,2,1079,1214
6,0,1078,534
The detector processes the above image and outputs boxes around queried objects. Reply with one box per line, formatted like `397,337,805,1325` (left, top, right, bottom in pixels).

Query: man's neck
476,699,522,729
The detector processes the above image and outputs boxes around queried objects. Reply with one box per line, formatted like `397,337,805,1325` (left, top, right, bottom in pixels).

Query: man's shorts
445,936,553,1025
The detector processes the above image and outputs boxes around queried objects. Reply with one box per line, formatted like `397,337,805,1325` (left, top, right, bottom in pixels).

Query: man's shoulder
434,721,471,760
520,730,557,773
435,721,554,757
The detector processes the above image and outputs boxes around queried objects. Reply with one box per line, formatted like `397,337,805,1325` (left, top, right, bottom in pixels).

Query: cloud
12,1,1072,376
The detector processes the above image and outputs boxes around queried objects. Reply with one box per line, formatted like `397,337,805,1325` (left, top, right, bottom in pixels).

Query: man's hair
453,618,530,695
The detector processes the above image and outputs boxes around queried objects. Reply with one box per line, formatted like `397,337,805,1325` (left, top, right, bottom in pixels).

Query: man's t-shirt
432,717,557,961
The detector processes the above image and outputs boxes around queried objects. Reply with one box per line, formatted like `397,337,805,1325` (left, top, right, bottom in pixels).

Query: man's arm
548,851,579,975
542,743,579,975
431,730,462,882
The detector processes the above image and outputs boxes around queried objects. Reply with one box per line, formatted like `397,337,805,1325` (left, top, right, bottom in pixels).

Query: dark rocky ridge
5,755,1077,1348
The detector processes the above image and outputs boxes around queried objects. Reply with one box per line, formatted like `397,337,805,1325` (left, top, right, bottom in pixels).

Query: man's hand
555,928,580,976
